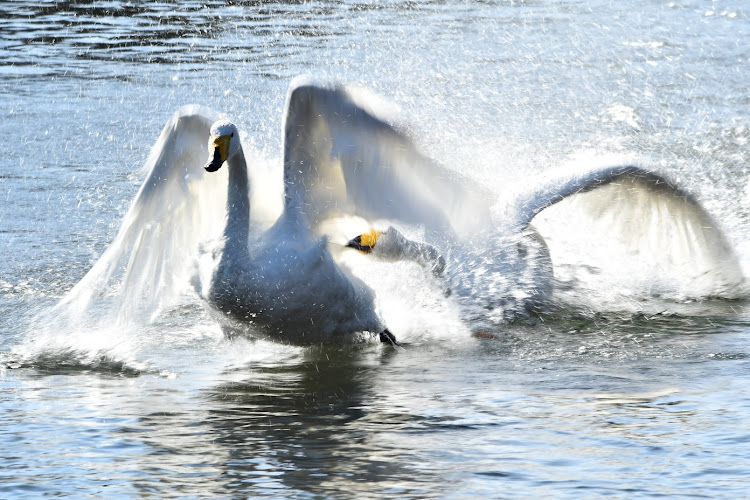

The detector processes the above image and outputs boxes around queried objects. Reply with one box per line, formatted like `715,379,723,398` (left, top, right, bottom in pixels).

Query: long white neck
377,227,447,277
222,147,250,255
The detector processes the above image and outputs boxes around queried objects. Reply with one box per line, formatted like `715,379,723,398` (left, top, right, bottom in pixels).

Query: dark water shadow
199,344,442,498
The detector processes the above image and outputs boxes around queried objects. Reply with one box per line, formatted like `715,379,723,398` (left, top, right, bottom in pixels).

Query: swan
193,118,393,344
55,78,491,344
55,77,746,343
346,163,747,322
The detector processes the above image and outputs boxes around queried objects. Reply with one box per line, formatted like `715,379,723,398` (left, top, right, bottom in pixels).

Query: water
2,0,750,498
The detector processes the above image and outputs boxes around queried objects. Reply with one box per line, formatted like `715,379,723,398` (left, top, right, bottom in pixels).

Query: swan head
347,226,447,277
346,228,382,255
346,227,409,262
205,120,241,172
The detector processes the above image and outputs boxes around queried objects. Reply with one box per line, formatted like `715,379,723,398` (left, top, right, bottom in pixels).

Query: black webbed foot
379,328,401,347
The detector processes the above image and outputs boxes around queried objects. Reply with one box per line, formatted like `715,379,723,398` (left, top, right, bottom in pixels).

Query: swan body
56,78,746,342
192,112,388,344
197,149,383,342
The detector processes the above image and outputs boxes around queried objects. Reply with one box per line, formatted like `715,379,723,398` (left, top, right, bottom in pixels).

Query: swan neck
407,239,446,276
223,148,250,251
382,228,446,276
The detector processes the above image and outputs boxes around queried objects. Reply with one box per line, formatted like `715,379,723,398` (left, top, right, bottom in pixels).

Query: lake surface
2,0,750,498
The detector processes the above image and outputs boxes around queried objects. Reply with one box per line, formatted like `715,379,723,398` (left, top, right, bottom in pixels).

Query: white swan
193,118,390,344
347,163,747,322
56,78,491,344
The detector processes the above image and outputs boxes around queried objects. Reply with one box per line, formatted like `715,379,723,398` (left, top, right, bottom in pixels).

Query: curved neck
378,227,446,276
403,239,446,277
223,148,250,254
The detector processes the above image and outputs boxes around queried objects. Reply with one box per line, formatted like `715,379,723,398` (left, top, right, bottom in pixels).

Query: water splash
27,142,748,365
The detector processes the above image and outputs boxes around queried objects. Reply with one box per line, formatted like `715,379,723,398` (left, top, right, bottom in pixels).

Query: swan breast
204,238,381,343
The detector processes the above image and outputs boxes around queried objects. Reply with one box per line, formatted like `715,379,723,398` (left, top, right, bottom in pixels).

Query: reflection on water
204,348,422,496
6,337,750,498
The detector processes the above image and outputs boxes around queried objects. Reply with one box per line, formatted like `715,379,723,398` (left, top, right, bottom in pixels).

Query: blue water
2,1,750,498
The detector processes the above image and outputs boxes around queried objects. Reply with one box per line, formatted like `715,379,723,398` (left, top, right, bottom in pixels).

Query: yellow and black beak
205,134,232,172
346,229,381,254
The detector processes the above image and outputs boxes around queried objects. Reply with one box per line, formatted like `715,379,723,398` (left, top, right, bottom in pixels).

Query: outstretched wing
281,78,493,240
56,105,228,324
509,162,745,299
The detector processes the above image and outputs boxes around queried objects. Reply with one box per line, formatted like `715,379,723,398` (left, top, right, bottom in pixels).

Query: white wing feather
281,79,493,240
56,105,228,323
510,163,745,298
